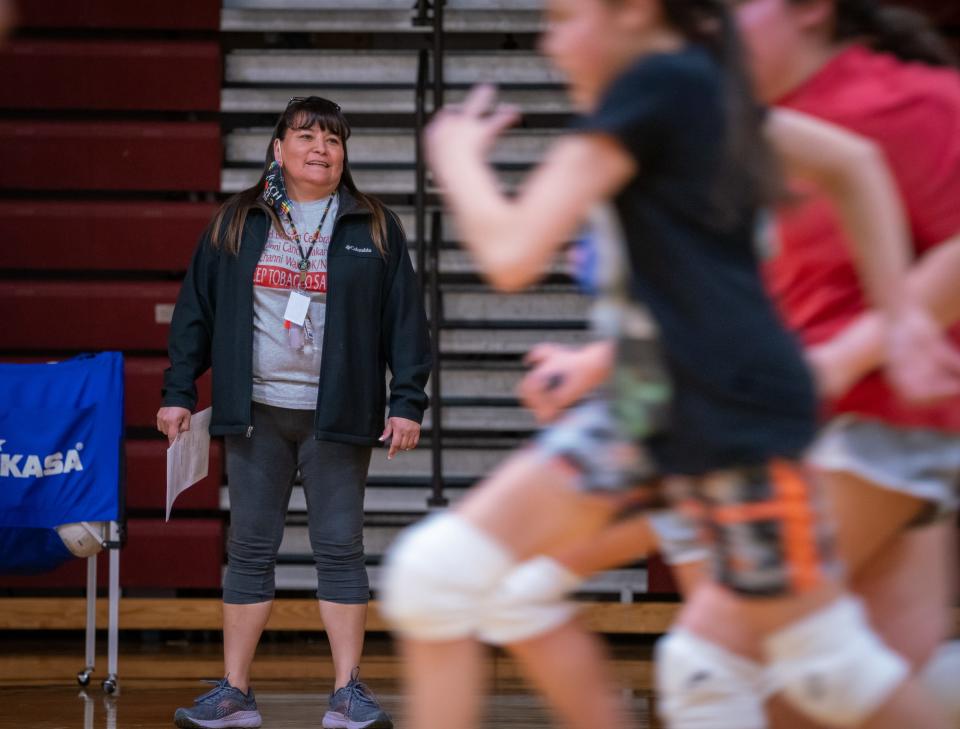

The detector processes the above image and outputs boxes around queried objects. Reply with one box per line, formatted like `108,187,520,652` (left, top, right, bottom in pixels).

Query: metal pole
413,0,429,26
433,0,445,110
81,690,94,729
425,0,447,508
104,521,120,693
428,209,446,507
84,555,96,672
415,49,428,287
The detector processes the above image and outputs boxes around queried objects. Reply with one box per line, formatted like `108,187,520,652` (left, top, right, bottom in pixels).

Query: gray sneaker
174,678,262,729
322,668,393,729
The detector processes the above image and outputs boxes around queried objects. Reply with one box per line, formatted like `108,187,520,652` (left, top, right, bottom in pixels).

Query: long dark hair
210,97,392,256
803,0,958,67
662,0,785,220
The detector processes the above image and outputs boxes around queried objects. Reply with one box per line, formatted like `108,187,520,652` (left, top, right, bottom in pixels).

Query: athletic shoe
173,677,262,729
322,668,393,729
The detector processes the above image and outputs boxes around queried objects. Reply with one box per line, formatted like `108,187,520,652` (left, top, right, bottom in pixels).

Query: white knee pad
477,556,582,646
921,640,960,725
655,630,768,729
765,596,909,727
380,513,515,641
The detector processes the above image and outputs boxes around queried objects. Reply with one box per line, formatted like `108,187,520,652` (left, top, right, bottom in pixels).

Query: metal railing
412,1,448,507
427,209,446,507
413,0,431,27
432,0,445,110
414,48,429,288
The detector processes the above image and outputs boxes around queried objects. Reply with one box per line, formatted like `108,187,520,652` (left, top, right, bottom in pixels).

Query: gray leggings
222,402,372,605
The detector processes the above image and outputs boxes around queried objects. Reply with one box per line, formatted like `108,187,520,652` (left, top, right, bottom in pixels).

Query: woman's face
540,0,637,110
732,0,822,102
274,123,345,198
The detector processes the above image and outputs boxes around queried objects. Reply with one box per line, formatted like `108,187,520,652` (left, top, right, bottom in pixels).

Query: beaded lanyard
262,160,336,289
283,195,335,288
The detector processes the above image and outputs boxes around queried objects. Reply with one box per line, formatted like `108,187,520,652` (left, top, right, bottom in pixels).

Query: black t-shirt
574,45,817,475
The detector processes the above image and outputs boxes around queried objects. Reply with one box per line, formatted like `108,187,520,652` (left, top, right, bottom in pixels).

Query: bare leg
675,466,949,729
751,471,948,729
855,520,955,668
507,620,631,729
857,683,951,729
223,601,273,693
320,601,367,690
402,638,488,729
679,580,950,729
822,472,926,580
456,449,636,557
552,512,657,577
767,520,956,728
398,449,634,729
678,580,843,659
549,511,708,596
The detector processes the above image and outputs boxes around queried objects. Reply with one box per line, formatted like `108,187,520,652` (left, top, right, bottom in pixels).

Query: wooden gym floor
0,633,663,729
4,683,662,729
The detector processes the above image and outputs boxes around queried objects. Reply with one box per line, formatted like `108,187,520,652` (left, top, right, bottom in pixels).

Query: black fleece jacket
161,187,432,445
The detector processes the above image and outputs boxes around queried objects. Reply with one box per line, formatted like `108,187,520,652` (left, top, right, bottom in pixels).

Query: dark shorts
533,398,659,492
533,399,835,596
666,461,838,597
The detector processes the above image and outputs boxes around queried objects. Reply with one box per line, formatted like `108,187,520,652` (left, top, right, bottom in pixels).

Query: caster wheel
102,678,117,694
77,669,92,687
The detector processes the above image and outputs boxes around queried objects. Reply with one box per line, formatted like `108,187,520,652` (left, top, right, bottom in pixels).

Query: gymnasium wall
0,0,224,592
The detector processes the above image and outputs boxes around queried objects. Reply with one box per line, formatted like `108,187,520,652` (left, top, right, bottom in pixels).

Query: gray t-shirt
251,194,338,409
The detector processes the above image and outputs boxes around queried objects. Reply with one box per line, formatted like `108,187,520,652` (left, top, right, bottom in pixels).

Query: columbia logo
345,244,374,254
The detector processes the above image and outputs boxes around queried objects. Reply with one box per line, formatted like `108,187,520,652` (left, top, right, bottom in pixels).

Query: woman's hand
157,406,192,445
807,304,960,404
885,304,960,403
805,342,860,402
425,84,520,185
518,341,614,424
380,417,421,460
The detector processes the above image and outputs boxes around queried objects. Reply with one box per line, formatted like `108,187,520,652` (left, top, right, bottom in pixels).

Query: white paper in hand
165,407,212,521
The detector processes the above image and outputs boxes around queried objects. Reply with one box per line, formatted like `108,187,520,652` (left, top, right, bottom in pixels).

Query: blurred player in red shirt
668,0,960,725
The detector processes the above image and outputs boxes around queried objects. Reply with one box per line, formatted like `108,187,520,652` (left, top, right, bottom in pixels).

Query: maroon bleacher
0,281,180,350
0,41,221,112
646,554,679,595
126,439,223,512
125,357,212,428
15,0,220,30
125,357,220,512
0,201,216,271
0,0,226,599
0,121,221,192
0,519,224,590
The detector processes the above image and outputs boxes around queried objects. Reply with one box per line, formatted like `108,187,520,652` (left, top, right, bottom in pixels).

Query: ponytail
663,0,785,220
832,0,957,67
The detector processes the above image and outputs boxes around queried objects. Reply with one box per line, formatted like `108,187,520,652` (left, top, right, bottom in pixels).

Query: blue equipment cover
0,352,124,529
0,527,74,574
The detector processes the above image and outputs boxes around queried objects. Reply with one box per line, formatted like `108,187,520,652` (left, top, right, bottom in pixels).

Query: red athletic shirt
767,45,960,432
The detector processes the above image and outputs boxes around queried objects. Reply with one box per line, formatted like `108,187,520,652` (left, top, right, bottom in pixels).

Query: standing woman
158,96,430,729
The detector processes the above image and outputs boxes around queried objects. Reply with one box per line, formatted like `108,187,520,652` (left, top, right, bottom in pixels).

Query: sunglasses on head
286,96,342,112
